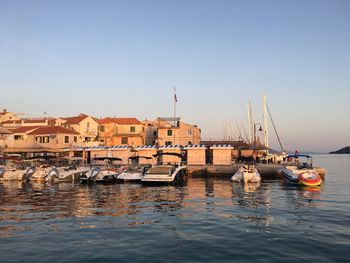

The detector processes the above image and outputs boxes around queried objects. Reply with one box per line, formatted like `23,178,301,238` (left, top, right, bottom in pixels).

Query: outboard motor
45,167,59,182
25,167,36,181
90,167,100,181
81,167,100,183
0,167,5,178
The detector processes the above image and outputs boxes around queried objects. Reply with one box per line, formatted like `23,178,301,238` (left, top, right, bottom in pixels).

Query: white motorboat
0,166,35,181
53,166,91,183
116,156,152,182
0,159,35,181
80,157,122,183
30,164,59,182
141,152,186,183
231,164,261,183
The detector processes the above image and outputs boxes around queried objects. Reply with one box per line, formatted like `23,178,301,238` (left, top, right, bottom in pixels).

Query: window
74,136,77,142
187,129,192,136
165,141,172,146
167,129,172,136
64,136,69,143
43,136,49,143
121,137,128,144
86,122,90,132
99,125,105,132
35,136,43,143
14,135,23,140
130,126,135,132
153,131,157,136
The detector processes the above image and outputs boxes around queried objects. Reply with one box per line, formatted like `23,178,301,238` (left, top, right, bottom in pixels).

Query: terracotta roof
11,126,41,134
61,114,88,124
99,117,141,125
1,120,21,124
27,126,79,135
22,118,47,123
0,127,12,134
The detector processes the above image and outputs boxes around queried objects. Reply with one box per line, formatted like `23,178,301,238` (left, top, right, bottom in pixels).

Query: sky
0,0,349,152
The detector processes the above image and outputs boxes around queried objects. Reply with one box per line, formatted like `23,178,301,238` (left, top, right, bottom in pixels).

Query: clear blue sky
1,0,349,152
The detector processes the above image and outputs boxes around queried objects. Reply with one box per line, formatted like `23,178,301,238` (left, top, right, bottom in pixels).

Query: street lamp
253,123,263,154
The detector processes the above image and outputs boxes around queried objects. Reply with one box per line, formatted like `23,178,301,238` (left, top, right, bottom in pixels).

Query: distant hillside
329,146,350,154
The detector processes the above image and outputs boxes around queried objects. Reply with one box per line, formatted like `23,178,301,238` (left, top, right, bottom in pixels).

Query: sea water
0,154,349,262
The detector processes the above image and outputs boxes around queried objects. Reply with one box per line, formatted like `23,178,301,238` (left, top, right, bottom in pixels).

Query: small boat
0,166,35,181
116,156,152,182
54,166,91,183
281,154,322,187
231,164,261,183
80,157,122,184
231,156,261,183
0,158,35,181
30,164,59,182
141,152,186,183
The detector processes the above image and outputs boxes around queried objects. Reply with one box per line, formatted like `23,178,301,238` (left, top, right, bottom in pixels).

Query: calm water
0,154,349,262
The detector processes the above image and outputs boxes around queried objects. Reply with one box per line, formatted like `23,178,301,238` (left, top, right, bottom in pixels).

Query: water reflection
282,182,322,208
0,178,304,238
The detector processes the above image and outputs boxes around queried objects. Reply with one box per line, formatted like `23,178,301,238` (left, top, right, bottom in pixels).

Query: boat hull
282,166,322,187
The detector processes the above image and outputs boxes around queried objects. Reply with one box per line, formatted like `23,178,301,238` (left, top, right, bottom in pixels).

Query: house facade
56,113,99,145
2,126,83,153
0,109,21,124
99,117,144,146
155,117,201,146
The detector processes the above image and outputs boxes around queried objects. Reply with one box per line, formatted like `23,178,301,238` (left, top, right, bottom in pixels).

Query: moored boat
281,154,322,187
231,156,261,183
80,157,122,184
231,164,261,183
116,156,152,182
141,152,186,183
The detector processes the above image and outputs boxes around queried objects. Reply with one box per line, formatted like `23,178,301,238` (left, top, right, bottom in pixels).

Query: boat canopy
92,157,122,161
153,152,183,158
128,156,153,160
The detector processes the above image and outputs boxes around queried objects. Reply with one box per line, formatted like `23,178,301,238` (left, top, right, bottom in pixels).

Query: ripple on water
1,155,350,262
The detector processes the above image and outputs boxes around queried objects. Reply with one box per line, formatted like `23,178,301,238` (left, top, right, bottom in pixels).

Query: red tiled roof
1,118,52,124
11,126,41,133
1,120,21,124
27,126,79,135
0,127,12,134
99,117,141,125
62,114,88,124
23,118,47,123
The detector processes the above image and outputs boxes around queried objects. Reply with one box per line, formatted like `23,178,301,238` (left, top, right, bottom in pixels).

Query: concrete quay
187,164,326,180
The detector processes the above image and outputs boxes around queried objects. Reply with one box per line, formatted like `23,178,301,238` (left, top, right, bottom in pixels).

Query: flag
174,93,177,102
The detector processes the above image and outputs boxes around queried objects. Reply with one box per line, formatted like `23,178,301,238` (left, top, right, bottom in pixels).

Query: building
0,109,21,124
1,118,55,130
142,119,158,145
0,127,12,152
155,117,201,146
56,113,99,145
2,126,83,154
99,117,144,146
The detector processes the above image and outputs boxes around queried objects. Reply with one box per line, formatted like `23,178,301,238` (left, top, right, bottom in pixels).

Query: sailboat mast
262,95,269,148
247,101,253,143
